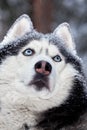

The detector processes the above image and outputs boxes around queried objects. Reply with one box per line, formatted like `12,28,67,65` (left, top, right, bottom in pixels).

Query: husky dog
0,14,87,130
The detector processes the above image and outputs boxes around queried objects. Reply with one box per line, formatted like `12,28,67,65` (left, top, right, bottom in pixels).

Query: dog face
0,15,79,112
17,39,65,94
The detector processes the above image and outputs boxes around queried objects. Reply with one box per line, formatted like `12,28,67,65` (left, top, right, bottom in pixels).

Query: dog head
0,14,81,112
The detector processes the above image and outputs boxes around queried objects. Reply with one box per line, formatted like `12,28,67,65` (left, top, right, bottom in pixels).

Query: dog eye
53,55,62,62
22,48,35,56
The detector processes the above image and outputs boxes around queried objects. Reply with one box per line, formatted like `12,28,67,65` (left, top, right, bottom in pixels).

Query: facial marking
21,39,62,58
21,40,42,54
46,49,48,55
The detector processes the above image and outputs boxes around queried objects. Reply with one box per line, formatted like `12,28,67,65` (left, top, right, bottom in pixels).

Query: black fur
37,76,87,130
0,31,41,63
49,35,83,73
24,123,30,130
36,36,87,129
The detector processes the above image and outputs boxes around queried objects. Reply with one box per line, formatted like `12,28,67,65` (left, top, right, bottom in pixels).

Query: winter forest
0,0,87,77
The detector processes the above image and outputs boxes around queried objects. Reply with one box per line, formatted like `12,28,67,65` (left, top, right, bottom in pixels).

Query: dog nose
35,60,52,76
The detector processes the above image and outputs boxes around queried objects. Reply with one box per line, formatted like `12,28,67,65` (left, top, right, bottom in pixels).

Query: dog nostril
45,62,52,73
35,62,41,69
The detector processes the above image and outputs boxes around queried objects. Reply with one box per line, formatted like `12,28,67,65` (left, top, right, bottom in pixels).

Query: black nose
35,60,52,76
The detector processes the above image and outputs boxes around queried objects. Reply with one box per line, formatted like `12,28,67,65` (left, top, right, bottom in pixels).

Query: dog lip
29,79,50,90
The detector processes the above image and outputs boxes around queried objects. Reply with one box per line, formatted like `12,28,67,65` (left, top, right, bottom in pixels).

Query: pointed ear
54,23,76,54
2,14,33,44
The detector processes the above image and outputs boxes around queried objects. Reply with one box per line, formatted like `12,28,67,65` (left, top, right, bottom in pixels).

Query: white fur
0,39,78,130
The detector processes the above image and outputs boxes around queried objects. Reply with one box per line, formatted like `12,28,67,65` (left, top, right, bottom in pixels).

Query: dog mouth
29,74,49,91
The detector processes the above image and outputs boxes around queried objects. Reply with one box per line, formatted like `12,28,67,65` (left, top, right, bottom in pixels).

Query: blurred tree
31,0,53,33
0,0,31,41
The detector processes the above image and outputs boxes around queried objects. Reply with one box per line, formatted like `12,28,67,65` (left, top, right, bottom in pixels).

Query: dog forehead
22,39,59,54
28,39,49,49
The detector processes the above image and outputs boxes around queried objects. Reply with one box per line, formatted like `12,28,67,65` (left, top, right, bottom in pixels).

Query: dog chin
28,73,52,91
27,83,57,100
29,79,50,91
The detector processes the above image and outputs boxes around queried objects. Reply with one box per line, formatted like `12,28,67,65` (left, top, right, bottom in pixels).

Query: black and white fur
0,14,87,130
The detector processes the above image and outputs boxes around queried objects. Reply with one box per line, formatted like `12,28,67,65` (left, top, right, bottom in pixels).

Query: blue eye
22,48,34,56
53,55,62,62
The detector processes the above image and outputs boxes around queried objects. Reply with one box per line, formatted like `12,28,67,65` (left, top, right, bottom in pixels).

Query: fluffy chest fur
0,84,37,130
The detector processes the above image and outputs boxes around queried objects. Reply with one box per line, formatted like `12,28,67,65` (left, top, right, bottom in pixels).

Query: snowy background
0,0,87,77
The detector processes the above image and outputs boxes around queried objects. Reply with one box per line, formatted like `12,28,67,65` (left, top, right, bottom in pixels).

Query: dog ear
1,14,33,44
54,23,76,54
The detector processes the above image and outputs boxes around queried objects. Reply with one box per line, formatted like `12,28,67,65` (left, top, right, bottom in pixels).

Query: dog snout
35,60,52,76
